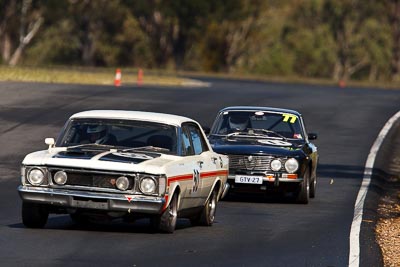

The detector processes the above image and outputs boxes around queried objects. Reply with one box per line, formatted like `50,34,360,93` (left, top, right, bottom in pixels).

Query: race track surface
0,79,399,267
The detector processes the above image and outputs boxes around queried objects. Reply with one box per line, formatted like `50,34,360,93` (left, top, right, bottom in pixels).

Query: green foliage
0,0,397,82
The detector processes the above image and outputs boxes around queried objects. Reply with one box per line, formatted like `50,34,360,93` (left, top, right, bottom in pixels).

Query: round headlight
285,158,299,173
270,159,282,172
27,168,45,185
116,176,129,191
54,171,67,185
140,177,156,194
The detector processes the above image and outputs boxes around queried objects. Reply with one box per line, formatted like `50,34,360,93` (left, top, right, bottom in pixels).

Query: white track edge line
348,110,400,267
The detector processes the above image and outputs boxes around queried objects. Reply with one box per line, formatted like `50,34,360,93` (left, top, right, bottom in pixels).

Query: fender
162,184,181,212
205,179,223,204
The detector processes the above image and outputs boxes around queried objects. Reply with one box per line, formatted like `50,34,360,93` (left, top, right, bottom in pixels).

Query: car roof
218,106,302,117
70,110,195,127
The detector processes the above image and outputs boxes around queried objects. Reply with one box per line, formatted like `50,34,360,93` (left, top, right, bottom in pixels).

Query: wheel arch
166,184,181,210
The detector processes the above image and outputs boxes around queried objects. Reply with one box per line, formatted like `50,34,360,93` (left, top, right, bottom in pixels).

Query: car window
189,126,205,155
210,111,304,139
181,127,194,156
181,123,209,156
56,119,178,154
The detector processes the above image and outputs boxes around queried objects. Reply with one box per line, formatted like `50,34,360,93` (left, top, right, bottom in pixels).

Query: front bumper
227,174,303,193
18,185,165,214
228,174,303,183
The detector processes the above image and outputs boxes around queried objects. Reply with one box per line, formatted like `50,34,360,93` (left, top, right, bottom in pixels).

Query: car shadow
8,215,193,234
317,163,365,179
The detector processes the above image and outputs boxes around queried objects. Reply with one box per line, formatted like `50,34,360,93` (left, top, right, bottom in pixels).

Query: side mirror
202,126,210,135
307,133,318,140
45,138,55,150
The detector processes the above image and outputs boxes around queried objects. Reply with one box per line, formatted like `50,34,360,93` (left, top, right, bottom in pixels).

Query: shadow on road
317,164,365,179
8,215,194,234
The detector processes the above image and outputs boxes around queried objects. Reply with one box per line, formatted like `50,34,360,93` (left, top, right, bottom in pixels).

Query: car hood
209,136,306,157
22,148,178,174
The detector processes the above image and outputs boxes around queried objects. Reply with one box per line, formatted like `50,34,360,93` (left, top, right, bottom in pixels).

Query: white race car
18,110,229,233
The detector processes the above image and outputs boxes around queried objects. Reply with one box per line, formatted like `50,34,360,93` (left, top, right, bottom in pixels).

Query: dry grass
1,65,400,90
0,66,196,87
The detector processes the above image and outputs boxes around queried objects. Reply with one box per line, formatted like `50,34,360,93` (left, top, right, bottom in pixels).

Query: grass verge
0,66,198,87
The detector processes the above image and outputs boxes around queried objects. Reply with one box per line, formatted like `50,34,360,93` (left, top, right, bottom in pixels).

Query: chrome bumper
228,175,303,183
18,185,165,214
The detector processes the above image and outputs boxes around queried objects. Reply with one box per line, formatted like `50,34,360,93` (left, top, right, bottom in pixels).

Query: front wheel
309,174,317,198
295,169,310,204
153,194,178,233
22,202,49,228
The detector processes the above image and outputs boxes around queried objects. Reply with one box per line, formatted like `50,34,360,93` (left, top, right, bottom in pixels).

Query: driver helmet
228,113,249,131
87,125,107,144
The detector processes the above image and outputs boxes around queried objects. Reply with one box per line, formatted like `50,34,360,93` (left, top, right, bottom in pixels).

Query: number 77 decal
282,114,297,123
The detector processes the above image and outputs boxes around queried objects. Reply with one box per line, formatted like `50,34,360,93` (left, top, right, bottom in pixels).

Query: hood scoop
99,152,159,164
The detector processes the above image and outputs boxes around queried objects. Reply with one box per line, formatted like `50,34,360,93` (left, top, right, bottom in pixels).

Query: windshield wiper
66,143,114,150
122,146,169,152
226,132,242,138
247,128,287,140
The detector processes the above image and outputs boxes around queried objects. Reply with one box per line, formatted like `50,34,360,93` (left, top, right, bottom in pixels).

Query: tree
0,0,43,65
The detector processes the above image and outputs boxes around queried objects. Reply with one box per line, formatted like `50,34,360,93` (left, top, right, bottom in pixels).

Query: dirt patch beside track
374,118,400,267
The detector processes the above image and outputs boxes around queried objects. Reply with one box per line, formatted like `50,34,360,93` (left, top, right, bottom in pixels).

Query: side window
188,124,209,155
189,127,203,155
181,123,209,156
181,126,194,156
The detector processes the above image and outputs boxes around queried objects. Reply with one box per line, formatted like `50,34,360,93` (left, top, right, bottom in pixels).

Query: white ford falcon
18,110,229,233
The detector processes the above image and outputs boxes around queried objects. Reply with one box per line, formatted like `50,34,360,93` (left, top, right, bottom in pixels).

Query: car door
176,124,201,209
184,123,219,206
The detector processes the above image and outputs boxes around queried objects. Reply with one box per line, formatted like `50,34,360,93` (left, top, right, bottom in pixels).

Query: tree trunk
0,0,17,63
7,0,43,66
1,34,12,62
369,65,378,81
9,17,43,66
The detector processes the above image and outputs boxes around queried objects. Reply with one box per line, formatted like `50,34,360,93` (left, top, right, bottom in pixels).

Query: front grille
228,154,285,172
49,168,135,190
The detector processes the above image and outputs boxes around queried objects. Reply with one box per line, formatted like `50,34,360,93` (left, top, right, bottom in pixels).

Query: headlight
139,176,157,194
270,159,282,172
285,158,299,173
27,168,45,185
116,176,129,191
54,171,67,185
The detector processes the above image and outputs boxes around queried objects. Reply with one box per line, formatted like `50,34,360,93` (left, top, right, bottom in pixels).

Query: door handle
197,161,204,168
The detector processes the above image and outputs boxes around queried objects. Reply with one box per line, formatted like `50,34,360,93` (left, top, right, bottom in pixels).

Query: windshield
210,110,304,140
56,118,178,154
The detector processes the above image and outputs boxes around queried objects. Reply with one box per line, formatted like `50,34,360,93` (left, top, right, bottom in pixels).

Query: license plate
235,175,263,184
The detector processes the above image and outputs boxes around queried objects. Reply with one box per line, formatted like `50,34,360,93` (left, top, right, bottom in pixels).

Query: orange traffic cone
137,68,143,86
339,79,346,88
114,68,122,87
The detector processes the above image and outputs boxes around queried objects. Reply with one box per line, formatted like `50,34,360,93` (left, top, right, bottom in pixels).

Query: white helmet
228,114,249,131
87,125,107,144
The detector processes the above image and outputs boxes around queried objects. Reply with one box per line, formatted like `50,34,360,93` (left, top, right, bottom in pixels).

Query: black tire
309,174,317,198
191,188,218,226
22,202,49,228
296,168,310,204
154,194,178,233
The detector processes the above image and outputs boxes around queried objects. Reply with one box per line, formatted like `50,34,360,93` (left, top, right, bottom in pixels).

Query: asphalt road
0,79,399,267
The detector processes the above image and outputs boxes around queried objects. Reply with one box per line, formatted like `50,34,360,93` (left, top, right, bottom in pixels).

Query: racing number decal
282,113,297,123
193,169,200,193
